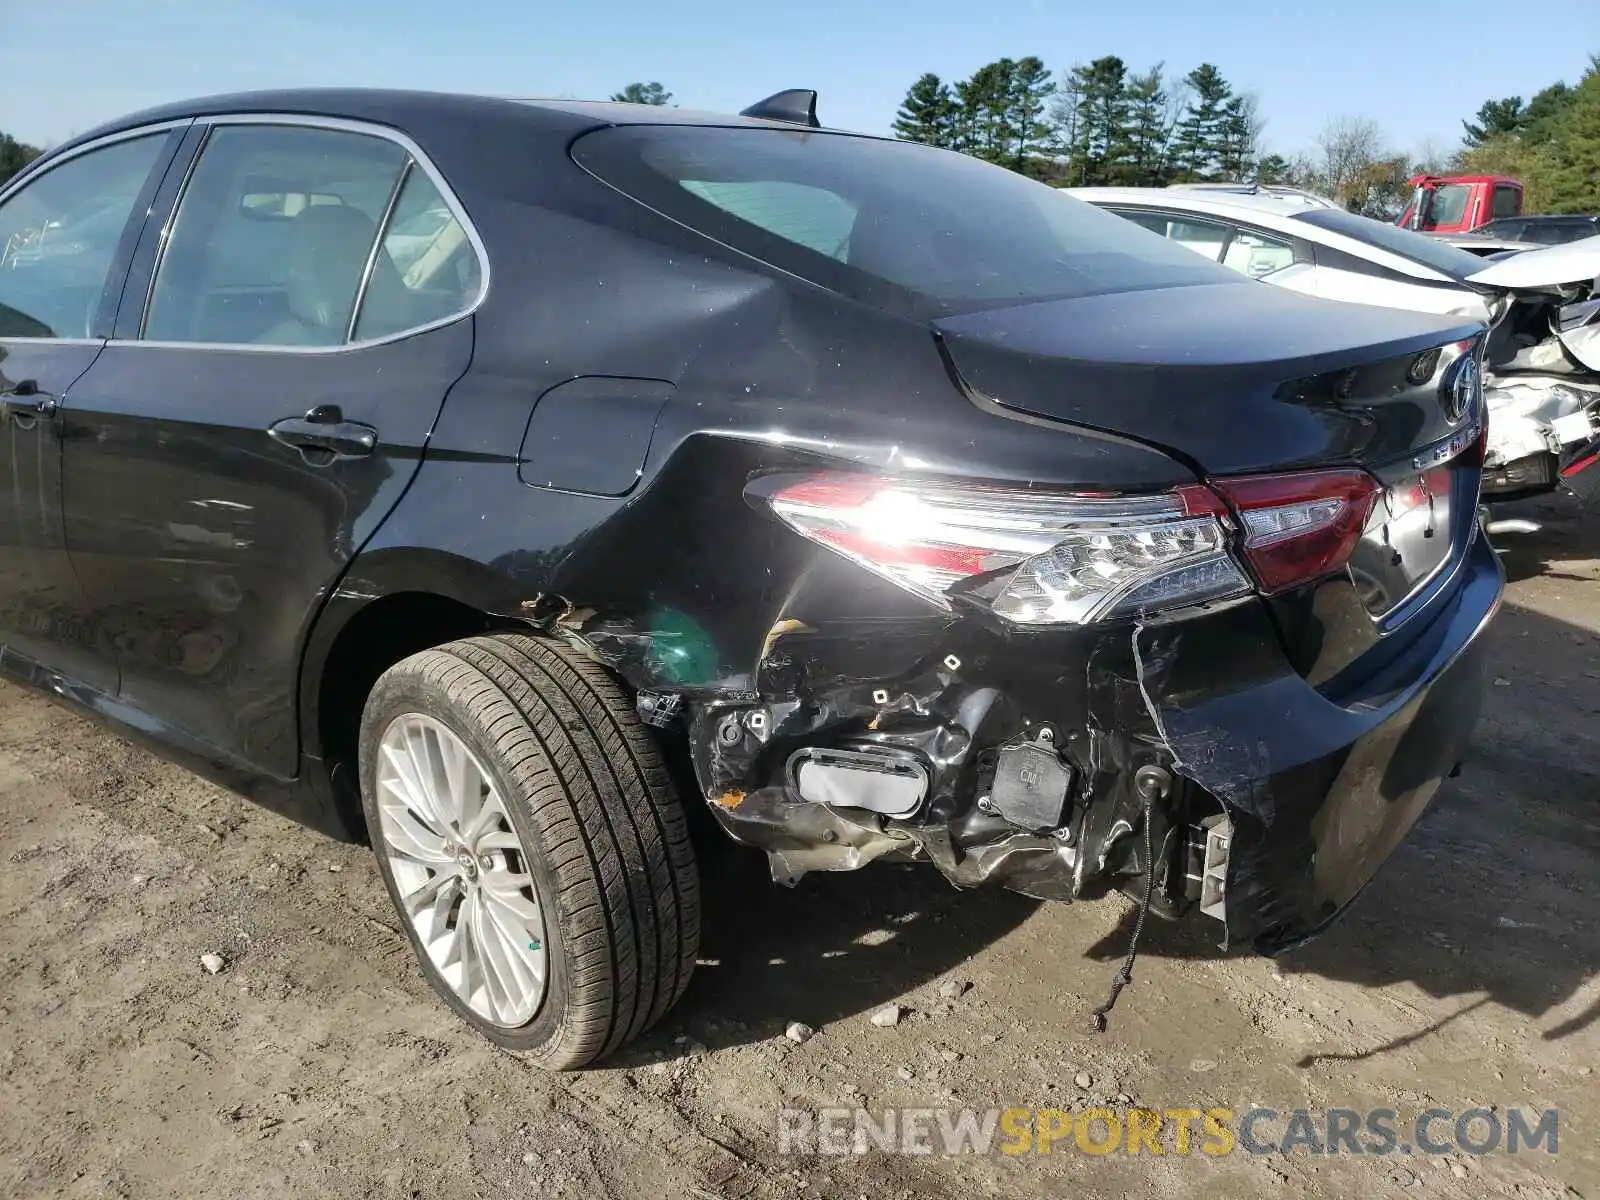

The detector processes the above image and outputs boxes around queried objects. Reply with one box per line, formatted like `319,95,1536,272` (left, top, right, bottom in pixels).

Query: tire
357,633,700,1068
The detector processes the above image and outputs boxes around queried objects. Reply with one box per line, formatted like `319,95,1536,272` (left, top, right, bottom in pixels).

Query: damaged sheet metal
557,593,1181,906
684,653,1101,901
1482,279,1600,483
1483,377,1600,467
1127,540,1499,953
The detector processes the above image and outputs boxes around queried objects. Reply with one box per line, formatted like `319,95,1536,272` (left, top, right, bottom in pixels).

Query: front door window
0,135,168,338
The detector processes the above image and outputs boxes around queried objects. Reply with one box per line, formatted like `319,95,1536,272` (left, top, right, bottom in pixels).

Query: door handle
267,405,378,462
0,379,58,421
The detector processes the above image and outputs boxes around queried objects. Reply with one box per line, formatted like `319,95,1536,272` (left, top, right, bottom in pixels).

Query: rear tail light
1208,469,1381,595
754,467,1380,625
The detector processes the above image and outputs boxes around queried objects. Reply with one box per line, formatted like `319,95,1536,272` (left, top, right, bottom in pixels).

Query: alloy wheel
374,713,548,1027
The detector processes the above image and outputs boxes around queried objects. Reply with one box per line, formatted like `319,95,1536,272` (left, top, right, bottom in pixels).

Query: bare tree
1237,92,1267,164
1410,137,1454,175
1316,115,1386,205
1282,152,1325,192
1046,63,1084,161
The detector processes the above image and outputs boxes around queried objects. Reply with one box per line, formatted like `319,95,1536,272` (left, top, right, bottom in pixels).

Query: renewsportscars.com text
777,1105,1558,1158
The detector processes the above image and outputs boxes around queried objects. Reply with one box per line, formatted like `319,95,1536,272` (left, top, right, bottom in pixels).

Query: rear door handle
267,405,378,461
1,379,58,422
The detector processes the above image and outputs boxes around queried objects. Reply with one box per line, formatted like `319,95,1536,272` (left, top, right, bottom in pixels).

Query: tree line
892,58,1277,186
892,54,1600,216
1455,57,1599,213
1,133,44,186
6,63,1595,214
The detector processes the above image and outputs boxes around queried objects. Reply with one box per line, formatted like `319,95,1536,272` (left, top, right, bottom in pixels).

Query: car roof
53,87,872,158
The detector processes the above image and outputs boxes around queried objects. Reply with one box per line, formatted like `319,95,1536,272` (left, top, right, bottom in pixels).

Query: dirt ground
1,495,1596,1200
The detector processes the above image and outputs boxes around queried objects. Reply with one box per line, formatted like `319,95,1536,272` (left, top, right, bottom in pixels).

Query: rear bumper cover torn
576,535,1500,955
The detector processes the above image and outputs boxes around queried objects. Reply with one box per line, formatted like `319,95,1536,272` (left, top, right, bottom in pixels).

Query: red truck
1398,173,1523,233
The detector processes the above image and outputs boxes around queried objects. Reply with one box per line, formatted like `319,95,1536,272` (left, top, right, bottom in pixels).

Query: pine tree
1046,65,1086,180
1523,82,1577,145
1539,60,1600,213
1170,64,1233,180
1072,56,1130,184
1009,56,1056,170
610,82,672,106
1255,153,1292,185
1,133,43,186
1217,94,1259,179
957,60,1021,165
1124,65,1170,185
1462,97,1525,147
892,74,959,146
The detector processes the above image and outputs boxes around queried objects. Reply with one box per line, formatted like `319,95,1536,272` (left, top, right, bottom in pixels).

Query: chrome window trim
136,122,210,341
347,159,412,343
0,120,193,207
116,112,490,355
0,337,104,346
0,121,193,346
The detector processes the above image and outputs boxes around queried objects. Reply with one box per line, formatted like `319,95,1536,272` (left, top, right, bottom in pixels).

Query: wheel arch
298,547,534,835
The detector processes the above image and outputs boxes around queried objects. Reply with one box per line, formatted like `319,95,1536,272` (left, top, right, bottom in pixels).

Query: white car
1073,186,1600,501
1069,185,1502,321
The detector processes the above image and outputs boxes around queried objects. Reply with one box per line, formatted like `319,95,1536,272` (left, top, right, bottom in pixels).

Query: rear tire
358,633,700,1068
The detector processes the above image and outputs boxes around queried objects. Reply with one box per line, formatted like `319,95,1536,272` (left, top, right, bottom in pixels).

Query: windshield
573,126,1236,318
1293,208,1489,280
1425,184,1471,229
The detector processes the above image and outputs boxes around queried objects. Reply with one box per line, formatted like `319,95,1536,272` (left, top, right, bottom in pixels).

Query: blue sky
4,0,1596,157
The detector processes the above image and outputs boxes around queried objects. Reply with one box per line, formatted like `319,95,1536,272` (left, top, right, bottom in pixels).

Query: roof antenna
740,89,821,128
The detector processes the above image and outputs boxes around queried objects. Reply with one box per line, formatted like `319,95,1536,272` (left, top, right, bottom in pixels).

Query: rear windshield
1292,208,1489,280
573,126,1235,318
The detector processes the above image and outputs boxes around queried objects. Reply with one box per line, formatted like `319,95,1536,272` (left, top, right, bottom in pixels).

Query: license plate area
1348,433,1478,623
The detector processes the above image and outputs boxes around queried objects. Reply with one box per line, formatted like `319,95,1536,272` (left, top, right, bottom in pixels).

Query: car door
56,117,485,778
0,128,182,693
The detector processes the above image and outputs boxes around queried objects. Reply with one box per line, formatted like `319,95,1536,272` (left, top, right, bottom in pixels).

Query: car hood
1467,235,1600,290
933,282,1482,475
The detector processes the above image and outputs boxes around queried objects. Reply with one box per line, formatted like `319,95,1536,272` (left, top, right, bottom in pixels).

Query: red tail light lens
755,472,1249,624
1209,468,1381,594
753,466,1380,624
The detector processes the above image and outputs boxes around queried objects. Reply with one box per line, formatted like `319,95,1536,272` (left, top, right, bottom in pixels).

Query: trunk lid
935,282,1488,668
933,281,1483,476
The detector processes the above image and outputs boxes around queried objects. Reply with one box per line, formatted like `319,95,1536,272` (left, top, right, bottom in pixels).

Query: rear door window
356,166,483,340
1491,185,1520,220
144,125,408,346
574,126,1234,318
1105,208,1230,262
1526,221,1589,245
1221,227,1296,278
142,124,484,348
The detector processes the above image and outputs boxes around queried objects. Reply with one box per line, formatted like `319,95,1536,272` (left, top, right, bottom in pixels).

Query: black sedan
1477,213,1600,246
0,88,1501,1066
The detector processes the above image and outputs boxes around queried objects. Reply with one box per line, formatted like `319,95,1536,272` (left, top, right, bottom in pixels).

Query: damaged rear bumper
603,532,1500,957
1138,530,1502,952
